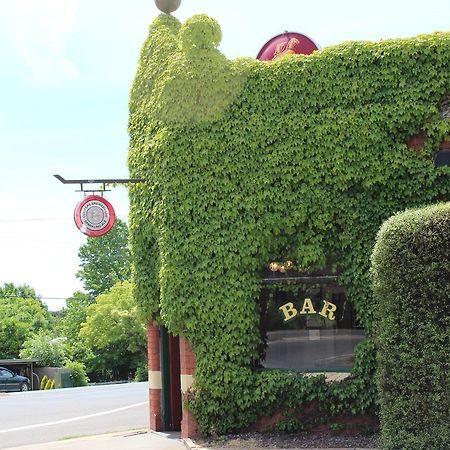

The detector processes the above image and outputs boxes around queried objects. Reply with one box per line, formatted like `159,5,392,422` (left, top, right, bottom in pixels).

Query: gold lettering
319,300,337,320
299,298,316,315
279,302,298,322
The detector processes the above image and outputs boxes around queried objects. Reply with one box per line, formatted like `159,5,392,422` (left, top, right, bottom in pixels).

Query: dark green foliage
56,292,93,363
76,218,132,298
129,14,450,434
371,203,450,450
65,361,89,387
80,281,147,381
134,360,149,382
0,283,39,299
0,318,29,359
274,414,305,433
187,338,378,434
0,283,51,358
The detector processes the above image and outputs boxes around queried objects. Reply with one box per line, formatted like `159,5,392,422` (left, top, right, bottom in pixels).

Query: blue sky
0,0,448,310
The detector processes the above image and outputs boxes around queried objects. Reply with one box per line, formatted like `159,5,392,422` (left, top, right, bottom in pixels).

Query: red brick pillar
147,322,162,431
179,336,200,439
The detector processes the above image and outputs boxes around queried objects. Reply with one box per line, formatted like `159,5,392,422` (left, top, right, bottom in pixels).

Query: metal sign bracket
54,174,144,196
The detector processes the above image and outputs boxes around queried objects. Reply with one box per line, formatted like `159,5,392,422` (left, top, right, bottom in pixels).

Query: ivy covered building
127,12,450,440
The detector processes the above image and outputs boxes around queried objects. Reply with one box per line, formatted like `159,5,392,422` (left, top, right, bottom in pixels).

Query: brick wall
147,322,162,431
179,336,200,439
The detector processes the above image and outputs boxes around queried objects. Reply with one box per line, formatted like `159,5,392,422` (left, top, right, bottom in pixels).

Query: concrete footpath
4,429,378,450
4,430,184,450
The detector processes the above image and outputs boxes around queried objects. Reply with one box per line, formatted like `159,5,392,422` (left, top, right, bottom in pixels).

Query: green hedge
128,14,450,434
371,203,450,450
65,361,89,387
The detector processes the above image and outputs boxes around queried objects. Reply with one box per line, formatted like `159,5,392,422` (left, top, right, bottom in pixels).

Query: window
0,369,13,378
258,285,364,371
435,148,450,167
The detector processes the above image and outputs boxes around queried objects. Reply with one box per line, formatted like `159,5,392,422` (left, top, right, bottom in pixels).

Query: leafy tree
76,219,132,297
55,291,94,363
0,282,38,299
0,283,52,358
80,280,146,380
0,297,51,332
20,331,67,367
0,318,29,359
57,292,92,340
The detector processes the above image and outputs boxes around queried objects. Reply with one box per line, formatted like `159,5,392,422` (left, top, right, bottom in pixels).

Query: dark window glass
435,148,450,167
258,285,364,371
0,369,13,378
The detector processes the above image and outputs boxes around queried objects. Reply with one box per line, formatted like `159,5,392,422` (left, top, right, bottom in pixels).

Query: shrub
371,202,450,450
65,361,89,387
134,361,148,382
274,415,305,433
20,331,67,367
44,378,53,390
40,375,48,391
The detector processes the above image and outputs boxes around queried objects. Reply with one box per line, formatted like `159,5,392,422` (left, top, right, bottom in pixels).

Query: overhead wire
1,295,68,301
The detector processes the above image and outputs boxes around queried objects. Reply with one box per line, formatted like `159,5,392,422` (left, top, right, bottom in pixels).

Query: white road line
0,401,148,434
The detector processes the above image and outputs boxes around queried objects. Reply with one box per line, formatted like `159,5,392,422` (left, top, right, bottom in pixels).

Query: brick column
148,322,162,431
179,336,200,439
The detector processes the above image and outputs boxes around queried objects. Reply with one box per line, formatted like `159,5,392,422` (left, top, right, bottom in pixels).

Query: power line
0,214,129,223
1,295,69,301
0,218,71,222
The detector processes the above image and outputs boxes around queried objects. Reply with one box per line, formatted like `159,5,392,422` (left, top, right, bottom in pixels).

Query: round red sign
257,32,319,61
74,195,115,237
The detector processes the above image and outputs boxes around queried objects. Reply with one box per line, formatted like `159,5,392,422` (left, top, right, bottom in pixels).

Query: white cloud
0,0,79,84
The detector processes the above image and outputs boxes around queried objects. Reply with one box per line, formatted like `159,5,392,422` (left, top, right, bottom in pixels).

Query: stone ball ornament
155,0,181,14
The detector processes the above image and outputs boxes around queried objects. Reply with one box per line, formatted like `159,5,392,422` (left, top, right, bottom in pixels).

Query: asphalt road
0,382,149,449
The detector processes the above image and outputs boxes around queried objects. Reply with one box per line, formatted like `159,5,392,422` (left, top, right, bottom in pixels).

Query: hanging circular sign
74,195,115,237
257,32,319,61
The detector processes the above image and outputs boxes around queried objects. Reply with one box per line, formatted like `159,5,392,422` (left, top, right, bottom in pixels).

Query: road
0,382,149,449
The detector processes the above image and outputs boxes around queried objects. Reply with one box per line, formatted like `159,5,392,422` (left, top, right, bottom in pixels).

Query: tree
0,283,52,358
80,280,146,380
20,331,67,367
56,292,92,343
0,318,29,359
0,282,38,299
0,297,51,332
76,219,132,297
55,291,93,363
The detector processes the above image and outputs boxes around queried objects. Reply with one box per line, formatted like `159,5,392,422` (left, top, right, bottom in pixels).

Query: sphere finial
154,0,181,14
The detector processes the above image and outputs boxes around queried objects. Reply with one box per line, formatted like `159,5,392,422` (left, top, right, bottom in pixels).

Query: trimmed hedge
371,203,450,450
128,13,450,434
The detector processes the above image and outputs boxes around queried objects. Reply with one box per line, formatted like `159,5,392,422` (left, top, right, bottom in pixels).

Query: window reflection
259,287,365,371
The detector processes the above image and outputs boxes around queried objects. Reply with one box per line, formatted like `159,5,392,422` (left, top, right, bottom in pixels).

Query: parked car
0,367,31,392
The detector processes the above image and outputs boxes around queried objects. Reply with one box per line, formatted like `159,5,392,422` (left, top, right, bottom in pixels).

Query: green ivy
128,13,450,434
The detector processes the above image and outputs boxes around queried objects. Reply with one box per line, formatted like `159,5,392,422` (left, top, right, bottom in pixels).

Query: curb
183,438,205,449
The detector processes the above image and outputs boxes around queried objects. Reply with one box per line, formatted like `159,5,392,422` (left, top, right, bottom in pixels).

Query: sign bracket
54,174,145,196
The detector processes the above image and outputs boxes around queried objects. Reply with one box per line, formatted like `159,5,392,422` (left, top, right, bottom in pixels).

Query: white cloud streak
0,0,79,84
